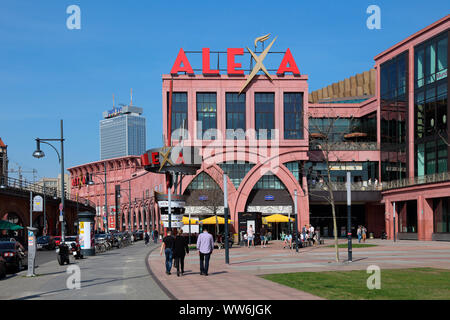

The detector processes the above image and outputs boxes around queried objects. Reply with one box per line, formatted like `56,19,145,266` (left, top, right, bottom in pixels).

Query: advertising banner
33,195,43,212
108,215,116,230
79,221,92,249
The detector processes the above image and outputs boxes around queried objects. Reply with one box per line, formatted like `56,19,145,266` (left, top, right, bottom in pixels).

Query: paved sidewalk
1,242,168,300
147,239,450,300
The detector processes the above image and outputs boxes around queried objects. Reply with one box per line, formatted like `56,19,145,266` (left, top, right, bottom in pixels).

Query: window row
167,92,304,140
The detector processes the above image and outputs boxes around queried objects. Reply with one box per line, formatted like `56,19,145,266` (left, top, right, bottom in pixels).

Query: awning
199,216,234,225
344,132,368,139
182,216,199,225
0,220,24,231
310,133,326,139
264,214,294,223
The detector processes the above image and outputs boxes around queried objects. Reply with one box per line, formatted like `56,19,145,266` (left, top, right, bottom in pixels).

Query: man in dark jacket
173,230,189,276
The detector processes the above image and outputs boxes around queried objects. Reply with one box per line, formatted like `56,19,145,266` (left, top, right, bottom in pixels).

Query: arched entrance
244,173,294,240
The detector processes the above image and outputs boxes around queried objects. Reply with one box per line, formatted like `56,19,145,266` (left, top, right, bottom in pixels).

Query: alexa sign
170,34,300,93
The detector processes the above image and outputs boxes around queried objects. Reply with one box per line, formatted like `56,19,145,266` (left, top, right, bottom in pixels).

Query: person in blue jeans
160,230,175,275
196,229,214,276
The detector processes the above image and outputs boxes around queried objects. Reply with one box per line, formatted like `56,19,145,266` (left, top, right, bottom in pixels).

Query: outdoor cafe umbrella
199,216,234,225
182,216,199,225
0,220,24,231
264,214,294,240
264,214,294,223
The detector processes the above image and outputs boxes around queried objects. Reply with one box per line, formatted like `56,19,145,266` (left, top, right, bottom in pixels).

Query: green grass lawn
326,244,378,248
262,268,450,300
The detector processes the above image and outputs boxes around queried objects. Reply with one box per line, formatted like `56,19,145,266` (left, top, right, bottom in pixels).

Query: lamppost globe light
32,149,45,158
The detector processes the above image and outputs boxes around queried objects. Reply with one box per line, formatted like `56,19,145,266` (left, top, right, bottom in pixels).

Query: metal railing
0,175,95,208
309,141,379,151
382,171,450,191
308,181,382,191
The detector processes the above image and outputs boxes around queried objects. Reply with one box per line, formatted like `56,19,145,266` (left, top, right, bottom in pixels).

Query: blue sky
0,0,448,180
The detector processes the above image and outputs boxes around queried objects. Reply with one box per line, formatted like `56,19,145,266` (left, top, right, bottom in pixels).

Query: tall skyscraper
100,103,146,160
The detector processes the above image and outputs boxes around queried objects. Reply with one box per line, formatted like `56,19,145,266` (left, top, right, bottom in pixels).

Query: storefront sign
162,221,184,228
170,34,301,94
108,215,116,230
141,146,202,174
161,214,183,221
33,195,43,212
265,195,275,201
158,200,186,208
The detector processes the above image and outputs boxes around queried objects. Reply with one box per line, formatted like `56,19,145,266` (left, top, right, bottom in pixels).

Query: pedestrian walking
160,230,175,275
260,225,267,248
173,229,189,277
247,225,255,247
357,226,362,243
196,228,214,276
362,226,367,242
153,229,159,244
145,232,150,246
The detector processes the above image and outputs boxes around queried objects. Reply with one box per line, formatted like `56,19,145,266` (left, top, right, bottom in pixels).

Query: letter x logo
159,146,173,172
239,35,277,94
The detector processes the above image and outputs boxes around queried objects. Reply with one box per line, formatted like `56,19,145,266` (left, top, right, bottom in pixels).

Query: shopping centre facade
69,15,449,241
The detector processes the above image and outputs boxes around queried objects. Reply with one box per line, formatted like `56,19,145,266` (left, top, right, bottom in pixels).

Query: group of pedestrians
357,225,367,243
143,230,159,246
160,228,214,277
282,224,319,249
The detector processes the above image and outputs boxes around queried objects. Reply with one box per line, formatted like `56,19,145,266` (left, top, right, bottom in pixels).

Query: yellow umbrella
265,214,294,223
199,216,234,225
182,216,199,225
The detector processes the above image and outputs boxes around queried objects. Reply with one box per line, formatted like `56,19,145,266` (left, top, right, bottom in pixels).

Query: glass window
426,141,436,175
284,93,304,139
416,48,424,88
226,93,246,139
219,162,254,189
187,172,219,190
434,197,450,233
255,93,275,139
254,173,285,190
168,92,188,140
437,37,448,73
196,93,217,139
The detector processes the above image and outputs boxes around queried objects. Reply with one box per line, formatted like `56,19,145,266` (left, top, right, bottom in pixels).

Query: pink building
70,15,449,241
68,156,165,233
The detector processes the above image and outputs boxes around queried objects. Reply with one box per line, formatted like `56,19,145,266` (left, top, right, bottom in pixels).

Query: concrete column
419,197,433,241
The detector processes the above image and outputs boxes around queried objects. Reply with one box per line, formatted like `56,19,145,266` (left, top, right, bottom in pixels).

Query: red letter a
171,48,194,74
277,48,300,75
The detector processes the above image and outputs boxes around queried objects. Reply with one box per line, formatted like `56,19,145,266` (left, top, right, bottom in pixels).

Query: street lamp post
33,119,66,242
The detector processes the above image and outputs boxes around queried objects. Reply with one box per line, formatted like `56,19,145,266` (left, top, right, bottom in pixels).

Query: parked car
36,236,56,250
135,230,144,241
0,241,27,272
0,257,6,279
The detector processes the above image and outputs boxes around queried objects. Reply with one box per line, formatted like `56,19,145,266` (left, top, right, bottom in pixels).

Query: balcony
308,181,382,192
309,141,380,151
382,172,450,191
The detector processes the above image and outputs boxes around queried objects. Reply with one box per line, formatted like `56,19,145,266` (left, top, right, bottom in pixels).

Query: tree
307,109,356,262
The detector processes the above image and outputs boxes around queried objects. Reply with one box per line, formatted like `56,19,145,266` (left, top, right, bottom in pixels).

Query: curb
145,245,177,300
